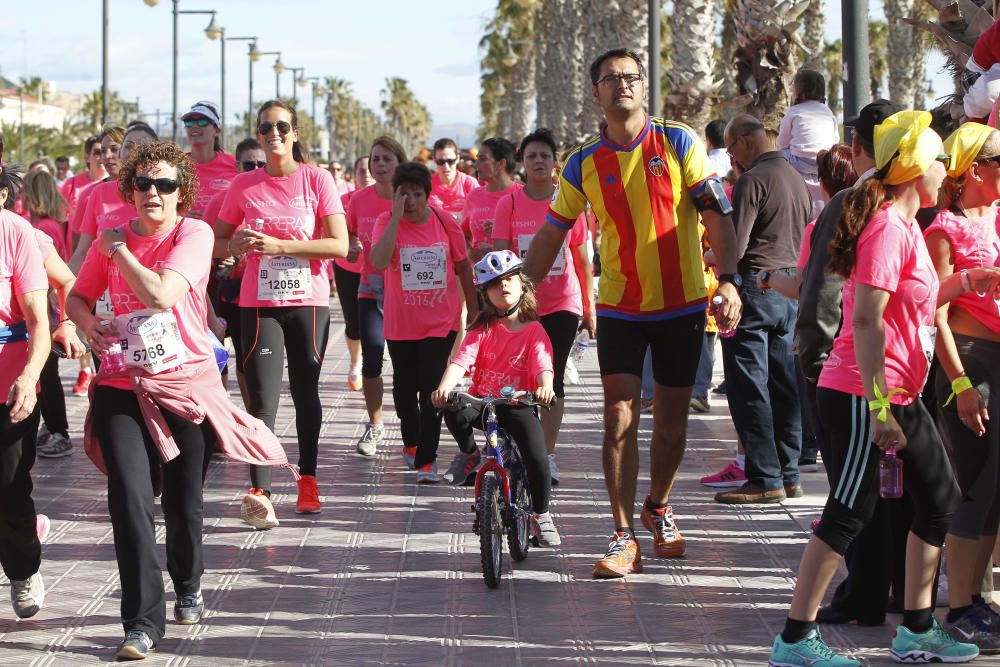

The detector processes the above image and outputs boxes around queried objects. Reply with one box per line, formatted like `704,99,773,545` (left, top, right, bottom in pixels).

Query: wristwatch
718,273,743,289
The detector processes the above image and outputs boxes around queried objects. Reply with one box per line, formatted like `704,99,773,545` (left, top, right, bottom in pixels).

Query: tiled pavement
4,305,1000,666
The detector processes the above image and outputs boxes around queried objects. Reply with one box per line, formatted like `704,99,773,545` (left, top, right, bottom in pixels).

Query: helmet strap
500,293,525,318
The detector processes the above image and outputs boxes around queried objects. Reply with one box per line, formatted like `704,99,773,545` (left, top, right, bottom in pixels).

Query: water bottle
100,320,127,373
253,218,265,232
571,331,589,362
712,295,736,338
879,447,904,499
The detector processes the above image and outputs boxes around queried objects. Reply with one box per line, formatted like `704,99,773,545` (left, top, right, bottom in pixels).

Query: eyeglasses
596,72,642,88
435,158,458,166
257,121,292,136
935,153,952,165
132,176,181,194
242,160,266,171
977,155,1000,167
184,118,212,128
725,136,741,156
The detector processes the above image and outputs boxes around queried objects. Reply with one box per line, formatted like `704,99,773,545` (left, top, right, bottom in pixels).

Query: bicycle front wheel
479,472,504,588
507,466,532,562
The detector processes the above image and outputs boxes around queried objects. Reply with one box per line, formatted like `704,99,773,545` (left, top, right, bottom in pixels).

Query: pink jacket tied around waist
84,358,297,479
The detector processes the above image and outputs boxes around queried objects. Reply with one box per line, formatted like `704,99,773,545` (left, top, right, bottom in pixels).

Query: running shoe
240,488,279,530
347,366,362,392
700,460,747,488
10,571,44,619
72,368,93,396
356,423,384,457
442,449,480,485
37,432,72,458
689,395,710,413
712,381,727,395
891,619,979,663
402,446,418,470
564,358,580,385
768,628,860,666
593,531,642,578
533,512,562,546
173,590,205,625
116,630,154,660
295,475,321,514
416,462,439,484
548,453,560,486
34,424,50,448
35,514,50,545
946,605,1000,654
639,498,685,558
799,456,820,473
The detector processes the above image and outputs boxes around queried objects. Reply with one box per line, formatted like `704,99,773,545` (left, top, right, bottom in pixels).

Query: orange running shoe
296,475,321,514
240,488,278,530
640,497,686,558
347,366,362,392
592,531,642,578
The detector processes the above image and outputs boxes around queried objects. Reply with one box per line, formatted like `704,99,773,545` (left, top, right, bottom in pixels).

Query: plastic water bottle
570,331,589,362
100,321,127,373
879,447,903,499
712,295,736,338
253,218,265,232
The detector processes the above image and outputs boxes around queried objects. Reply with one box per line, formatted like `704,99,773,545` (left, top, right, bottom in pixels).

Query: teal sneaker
890,619,979,663
769,629,861,666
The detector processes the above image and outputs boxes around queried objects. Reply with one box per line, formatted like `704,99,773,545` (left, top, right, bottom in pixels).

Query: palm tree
869,20,889,100
380,77,432,157
533,0,585,145
665,0,719,134
479,0,537,142
824,40,843,117
799,0,826,70
885,0,933,108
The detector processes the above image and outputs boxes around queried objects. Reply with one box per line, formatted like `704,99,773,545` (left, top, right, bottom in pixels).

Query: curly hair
468,269,539,331
117,141,198,213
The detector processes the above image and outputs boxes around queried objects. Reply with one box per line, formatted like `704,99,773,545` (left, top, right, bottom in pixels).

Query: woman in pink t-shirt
492,129,594,486
214,100,349,526
771,111,1000,664
22,169,69,260
462,137,523,262
181,101,237,218
432,250,559,543
60,135,107,222
346,136,406,458
370,162,478,482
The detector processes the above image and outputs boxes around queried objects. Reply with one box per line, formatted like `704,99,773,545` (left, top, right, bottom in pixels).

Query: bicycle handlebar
446,390,555,410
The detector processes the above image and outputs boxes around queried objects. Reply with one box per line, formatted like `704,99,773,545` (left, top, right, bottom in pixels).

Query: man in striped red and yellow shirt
525,48,743,579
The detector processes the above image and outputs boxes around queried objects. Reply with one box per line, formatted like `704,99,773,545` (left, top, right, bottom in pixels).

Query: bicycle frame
473,402,512,505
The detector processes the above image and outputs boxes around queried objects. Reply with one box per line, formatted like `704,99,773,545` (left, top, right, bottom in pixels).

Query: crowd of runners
6,44,1000,666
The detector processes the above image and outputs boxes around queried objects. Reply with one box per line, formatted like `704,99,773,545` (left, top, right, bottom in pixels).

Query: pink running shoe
35,514,51,545
700,460,747,488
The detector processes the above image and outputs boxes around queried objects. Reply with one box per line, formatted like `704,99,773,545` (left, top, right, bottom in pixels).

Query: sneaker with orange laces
640,497,686,558
347,366,362,392
240,488,279,530
699,460,747,488
72,368,93,396
296,475,321,514
402,446,417,470
593,531,642,578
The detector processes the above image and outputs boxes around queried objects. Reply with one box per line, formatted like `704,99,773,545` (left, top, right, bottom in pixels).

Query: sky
0,0,956,139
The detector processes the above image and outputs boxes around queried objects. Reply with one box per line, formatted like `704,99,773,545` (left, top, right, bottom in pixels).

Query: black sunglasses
132,176,181,194
435,158,458,166
242,160,266,171
257,121,292,136
184,118,212,128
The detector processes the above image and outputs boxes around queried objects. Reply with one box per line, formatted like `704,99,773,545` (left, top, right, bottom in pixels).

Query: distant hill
429,122,477,150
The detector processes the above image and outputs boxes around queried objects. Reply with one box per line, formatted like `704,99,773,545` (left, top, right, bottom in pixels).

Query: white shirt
708,148,732,179
777,101,840,160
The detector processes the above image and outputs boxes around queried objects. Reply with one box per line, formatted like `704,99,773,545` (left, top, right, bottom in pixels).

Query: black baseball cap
844,99,903,144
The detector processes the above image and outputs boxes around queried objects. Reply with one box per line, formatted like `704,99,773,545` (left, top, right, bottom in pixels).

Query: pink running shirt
61,172,102,217
461,182,523,250
819,205,940,403
492,188,586,317
78,181,134,237
336,190,362,274
74,219,215,390
218,164,344,308
451,320,554,398
191,152,237,217
797,220,816,272
373,206,468,341
430,171,479,217
32,217,68,260
347,185,392,300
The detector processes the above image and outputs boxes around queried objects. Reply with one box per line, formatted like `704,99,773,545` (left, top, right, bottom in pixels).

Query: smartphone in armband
706,180,733,216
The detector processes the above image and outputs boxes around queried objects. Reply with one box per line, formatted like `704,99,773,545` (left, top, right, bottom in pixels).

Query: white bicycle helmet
474,249,523,288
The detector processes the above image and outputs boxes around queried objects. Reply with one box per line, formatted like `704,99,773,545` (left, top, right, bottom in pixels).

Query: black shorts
539,311,580,398
596,312,705,388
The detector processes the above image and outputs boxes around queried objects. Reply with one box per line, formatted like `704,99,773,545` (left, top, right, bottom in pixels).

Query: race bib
116,309,184,375
400,246,447,292
95,289,115,319
257,255,312,301
518,233,565,276
918,325,937,365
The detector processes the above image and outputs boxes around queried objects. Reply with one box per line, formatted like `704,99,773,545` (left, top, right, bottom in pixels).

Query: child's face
486,273,523,312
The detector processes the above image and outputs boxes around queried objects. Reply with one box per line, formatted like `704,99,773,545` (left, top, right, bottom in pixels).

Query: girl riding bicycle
431,250,561,546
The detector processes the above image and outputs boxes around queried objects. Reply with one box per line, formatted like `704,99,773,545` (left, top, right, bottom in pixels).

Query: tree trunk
534,0,586,145
666,0,718,134
800,0,825,71
885,0,927,108
508,41,536,141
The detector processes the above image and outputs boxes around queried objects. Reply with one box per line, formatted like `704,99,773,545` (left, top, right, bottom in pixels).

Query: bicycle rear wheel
507,466,532,562
479,472,504,588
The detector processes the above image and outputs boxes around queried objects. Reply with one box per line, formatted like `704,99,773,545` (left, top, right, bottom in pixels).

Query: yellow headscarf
874,110,944,185
943,122,996,179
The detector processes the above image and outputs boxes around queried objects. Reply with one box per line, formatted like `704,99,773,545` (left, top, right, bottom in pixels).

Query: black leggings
539,311,579,398
333,264,361,342
813,387,959,556
358,297,385,379
92,386,214,644
444,403,551,513
241,305,330,490
0,404,41,582
386,333,457,469
38,352,69,437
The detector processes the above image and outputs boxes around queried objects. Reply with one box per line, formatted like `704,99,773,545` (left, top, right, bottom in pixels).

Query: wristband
868,379,906,423
943,374,974,407
961,269,972,292
108,242,126,260
57,318,74,326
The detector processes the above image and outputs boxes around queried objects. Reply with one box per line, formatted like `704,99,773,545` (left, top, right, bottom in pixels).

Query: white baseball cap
181,101,221,127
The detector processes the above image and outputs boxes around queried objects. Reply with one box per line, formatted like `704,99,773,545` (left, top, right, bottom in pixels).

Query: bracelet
943,374,974,406
961,269,972,292
108,242,126,260
57,318,75,326
867,379,906,423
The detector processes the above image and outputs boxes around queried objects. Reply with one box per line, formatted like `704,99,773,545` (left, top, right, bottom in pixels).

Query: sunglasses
184,118,212,128
257,121,292,136
435,158,458,166
132,176,181,194
242,160,266,171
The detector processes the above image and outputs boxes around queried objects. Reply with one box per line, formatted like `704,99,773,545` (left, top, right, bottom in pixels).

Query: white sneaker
240,489,279,530
347,366,362,392
533,512,562,546
548,453,560,486
564,359,580,385
37,432,72,458
10,571,44,618
356,423,384,457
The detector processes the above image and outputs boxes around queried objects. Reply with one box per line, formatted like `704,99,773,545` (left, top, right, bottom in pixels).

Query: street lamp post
301,76,325,158
273,56,286,98
208,24,256,148
842,0,871,135
102,0,109,124
289,67,304,106
648,0,661,117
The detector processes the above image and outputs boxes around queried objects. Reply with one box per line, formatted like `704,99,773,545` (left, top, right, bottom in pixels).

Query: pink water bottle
712,295,736,338
99,320,126,373
879,447,903,499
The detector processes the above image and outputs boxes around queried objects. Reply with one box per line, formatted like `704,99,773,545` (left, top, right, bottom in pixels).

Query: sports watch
718,273,743,289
